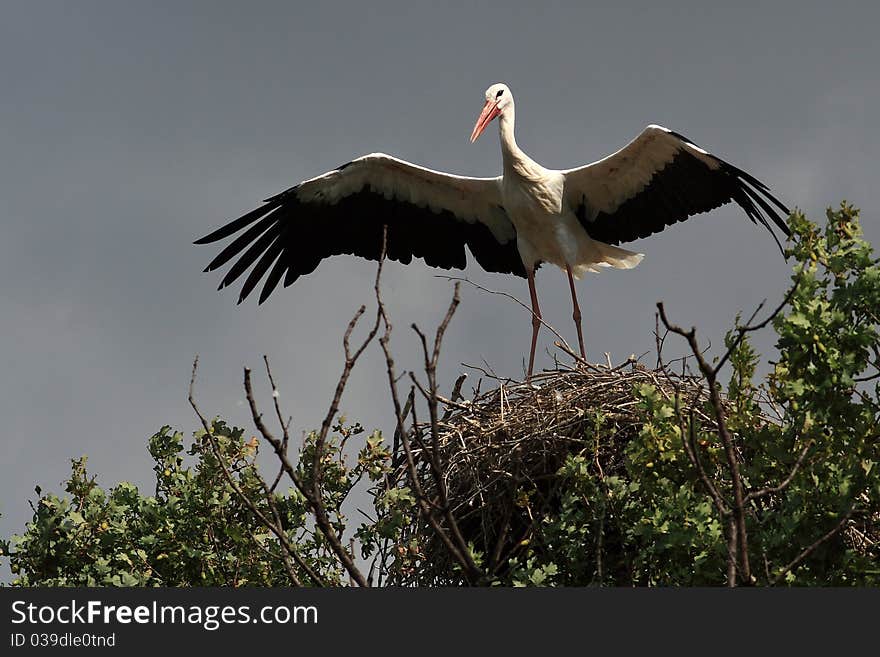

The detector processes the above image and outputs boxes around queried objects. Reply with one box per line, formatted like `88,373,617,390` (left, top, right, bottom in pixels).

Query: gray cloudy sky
2,1,879,558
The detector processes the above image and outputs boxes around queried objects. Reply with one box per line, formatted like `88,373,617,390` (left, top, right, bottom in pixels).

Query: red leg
566,265,586,359
527,269,542,380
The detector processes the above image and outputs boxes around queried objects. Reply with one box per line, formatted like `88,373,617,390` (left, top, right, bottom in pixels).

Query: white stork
196,83,789,379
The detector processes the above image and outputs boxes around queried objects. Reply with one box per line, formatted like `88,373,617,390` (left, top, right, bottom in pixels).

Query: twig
189,357,303,586
233,251,387,589
658,302,753,584
390,388,415,472
679,405,730,516
712,277,801,377
770,505,856,585
442,373,469,421
412,285,484,579
262,356,291,494
746,439,813,502
437,274,582,366
258,477,325,586
378,271,483,583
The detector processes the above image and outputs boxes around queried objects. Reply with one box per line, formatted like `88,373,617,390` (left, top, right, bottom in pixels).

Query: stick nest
390,361,726,583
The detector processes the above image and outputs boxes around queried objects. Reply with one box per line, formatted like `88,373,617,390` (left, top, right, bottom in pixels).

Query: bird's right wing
562,125,790,248
195,153,526,304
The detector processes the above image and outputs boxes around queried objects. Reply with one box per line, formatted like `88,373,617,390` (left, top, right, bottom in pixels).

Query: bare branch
449,373,469,403
409,284,483,578
437,274,584,367
654,312,669,370
726,517,738,587
712,276,800,377
243,361,368,586
263,356,291,493
658,301,753,584
188,357,303,586
269,234,391,588
390,388,415,472
378,269,483,583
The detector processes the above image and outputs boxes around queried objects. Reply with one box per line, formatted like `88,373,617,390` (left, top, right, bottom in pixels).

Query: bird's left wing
561,125,790,248
195,153,525,304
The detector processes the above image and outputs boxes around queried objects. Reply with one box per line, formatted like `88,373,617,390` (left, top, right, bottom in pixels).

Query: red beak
470,99,501,143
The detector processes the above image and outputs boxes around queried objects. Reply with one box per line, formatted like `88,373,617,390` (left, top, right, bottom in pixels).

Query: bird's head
470,83,513,143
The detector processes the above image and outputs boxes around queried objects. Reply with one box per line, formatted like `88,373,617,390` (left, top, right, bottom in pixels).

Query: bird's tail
572,241,644,278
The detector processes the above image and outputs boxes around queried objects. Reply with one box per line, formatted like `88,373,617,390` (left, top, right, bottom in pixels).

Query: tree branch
437,274,584,368
188,357,303,586
410,285,483,578
377,271,483,583
712,276,801,377
678,404,730,517
658,301,753,584
745,439,813,502
770,504,856,585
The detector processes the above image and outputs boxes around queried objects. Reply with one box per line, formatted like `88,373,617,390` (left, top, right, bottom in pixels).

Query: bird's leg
566,265,586,360
527,269,542,380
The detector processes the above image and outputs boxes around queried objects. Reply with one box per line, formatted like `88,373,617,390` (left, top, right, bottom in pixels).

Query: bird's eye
496,90,504,98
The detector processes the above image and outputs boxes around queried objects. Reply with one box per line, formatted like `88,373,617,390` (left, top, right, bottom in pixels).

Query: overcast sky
2,1,879,564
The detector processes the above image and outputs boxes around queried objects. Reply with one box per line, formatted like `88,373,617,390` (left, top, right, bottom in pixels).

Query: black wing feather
237,238,284,304
203,212,279,272
218,223,282,290
194,201,282,245
259,250,289,304
196,181,525,304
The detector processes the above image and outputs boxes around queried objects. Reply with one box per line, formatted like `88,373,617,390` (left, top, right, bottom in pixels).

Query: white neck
498,102,530,172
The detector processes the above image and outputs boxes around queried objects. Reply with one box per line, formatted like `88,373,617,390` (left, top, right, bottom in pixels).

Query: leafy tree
3,421,391,586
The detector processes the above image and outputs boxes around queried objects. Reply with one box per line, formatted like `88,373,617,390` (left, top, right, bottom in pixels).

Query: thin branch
449,373,469,403
654,312,669,370
287,238,389,587
258,477,326,586
232,286,382,588
678,405,730,516
746,439,813,502
437,274,584,367
726,517,738,587
263,356,292,494
390,388,415,472
435,393,472,414
658,302,753,584
713,277,801,377
677,394,738,585
553,340,588,368
410,285,483,578
188,357,303,586
378,269,482,583
461,362,517,385
771,505,856,585
243,364,368,586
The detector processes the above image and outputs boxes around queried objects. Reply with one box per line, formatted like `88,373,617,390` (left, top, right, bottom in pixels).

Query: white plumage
197,82,789,378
